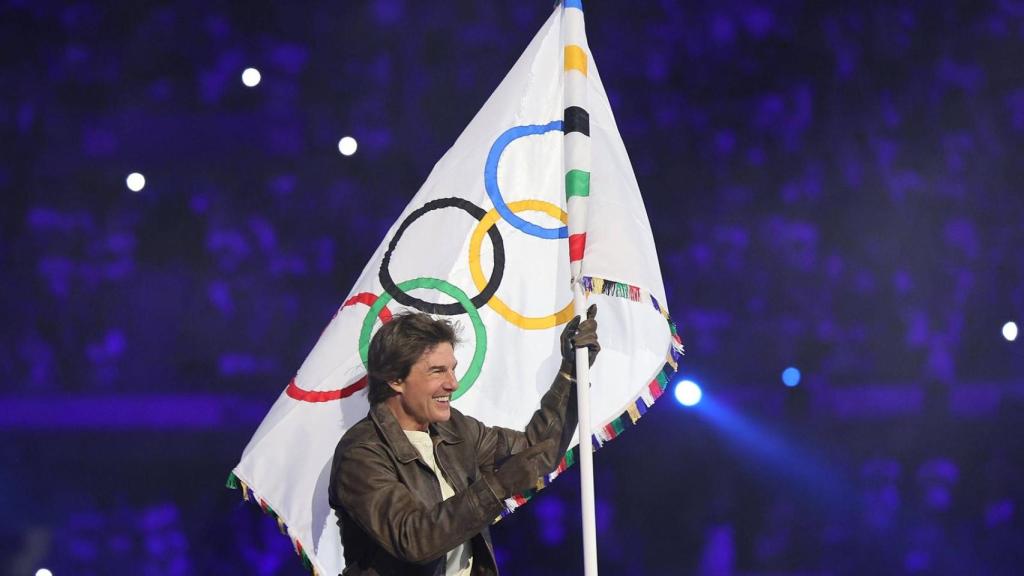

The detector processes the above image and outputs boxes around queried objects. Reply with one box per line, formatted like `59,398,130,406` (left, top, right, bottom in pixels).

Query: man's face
387,342,459,431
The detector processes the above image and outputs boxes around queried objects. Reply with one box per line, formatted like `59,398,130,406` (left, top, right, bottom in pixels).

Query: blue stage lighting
782,367,801,387
674,380,702,407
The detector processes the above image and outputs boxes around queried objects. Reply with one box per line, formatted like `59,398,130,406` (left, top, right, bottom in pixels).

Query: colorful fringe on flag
226,472,322,576
498,275,685,517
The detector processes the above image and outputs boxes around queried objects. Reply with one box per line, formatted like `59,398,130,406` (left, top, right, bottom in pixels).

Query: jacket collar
369,402,463,464
432,417,463,446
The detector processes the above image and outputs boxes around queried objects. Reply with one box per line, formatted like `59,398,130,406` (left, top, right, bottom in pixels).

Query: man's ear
387,380,404,395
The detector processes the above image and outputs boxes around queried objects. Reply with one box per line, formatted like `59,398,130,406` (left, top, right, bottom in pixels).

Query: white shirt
404,430,474,576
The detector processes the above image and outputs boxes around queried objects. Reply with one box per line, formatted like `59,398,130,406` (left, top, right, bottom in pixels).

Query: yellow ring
469,200,575,329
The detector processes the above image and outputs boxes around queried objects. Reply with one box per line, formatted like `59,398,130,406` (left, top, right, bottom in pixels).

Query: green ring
359,277,487,401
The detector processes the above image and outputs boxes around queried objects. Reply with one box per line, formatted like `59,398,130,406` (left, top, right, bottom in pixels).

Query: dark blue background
2,1,1023,574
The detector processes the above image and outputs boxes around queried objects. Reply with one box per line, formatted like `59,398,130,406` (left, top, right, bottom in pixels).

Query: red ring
286,292,393,403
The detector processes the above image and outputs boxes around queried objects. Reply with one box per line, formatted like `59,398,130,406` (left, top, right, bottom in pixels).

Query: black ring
378,197,506,315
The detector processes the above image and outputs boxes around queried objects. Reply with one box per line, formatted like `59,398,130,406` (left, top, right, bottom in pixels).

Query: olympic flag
229,2,683,574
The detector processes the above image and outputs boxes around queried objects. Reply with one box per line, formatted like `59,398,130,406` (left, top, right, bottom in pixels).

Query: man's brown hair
366,312,460,405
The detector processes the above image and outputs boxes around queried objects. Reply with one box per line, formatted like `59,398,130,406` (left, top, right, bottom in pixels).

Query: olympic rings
286,292,393,403
295,120,579,405
484,121,569,240
359,278,486,401
379,197,505,316
469,200,575,329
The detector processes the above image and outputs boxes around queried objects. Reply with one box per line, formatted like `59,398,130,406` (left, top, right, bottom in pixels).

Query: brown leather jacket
328,371,578,576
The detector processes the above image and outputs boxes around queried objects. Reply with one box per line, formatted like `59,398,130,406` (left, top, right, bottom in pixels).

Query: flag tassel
226,471,320,576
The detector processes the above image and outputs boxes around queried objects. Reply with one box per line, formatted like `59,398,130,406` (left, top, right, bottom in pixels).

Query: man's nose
445,369,459,390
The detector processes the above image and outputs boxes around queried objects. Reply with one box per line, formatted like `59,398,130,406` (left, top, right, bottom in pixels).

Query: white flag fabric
229,2,683,574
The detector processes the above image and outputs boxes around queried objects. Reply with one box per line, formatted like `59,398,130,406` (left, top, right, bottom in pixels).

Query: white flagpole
573,285,599,576
561,1,599,574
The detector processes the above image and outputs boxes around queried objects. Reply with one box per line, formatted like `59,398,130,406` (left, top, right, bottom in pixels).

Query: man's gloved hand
560,303,600,371
485,439,557,500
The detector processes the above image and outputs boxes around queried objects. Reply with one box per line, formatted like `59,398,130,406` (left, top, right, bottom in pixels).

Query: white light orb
241,67,261,87
126,172,146,192
36,569,54,576
674,380,703,407
338,136,358,156
1003,321,1018,342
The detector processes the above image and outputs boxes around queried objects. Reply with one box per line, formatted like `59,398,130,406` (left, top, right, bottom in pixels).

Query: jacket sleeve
331,439,505,565
475,368,579,476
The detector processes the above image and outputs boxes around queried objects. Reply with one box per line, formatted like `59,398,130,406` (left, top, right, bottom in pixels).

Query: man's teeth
433,395,451,403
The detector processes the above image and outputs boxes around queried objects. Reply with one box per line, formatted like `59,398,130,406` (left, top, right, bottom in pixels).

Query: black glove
560,303,600,369
485,439,557,499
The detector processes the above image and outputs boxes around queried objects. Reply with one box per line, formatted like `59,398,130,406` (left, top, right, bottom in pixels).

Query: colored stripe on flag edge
226,471,321,576
496,275,685,519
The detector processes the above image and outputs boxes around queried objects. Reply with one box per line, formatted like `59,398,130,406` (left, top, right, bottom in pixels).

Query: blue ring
484,121,568,240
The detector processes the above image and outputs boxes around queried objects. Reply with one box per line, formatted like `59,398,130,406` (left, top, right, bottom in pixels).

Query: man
329,305,600,575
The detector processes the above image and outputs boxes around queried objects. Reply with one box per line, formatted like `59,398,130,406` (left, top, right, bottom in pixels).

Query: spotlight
674,379,702,407
1004,321,1018,342
36,569,53,576
782,367,801,387
338,136,358,156
126,172,145,192
242,67,261,87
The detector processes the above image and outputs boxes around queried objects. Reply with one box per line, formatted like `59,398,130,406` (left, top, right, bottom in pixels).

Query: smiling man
385,340,459,432
329,308,599,576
